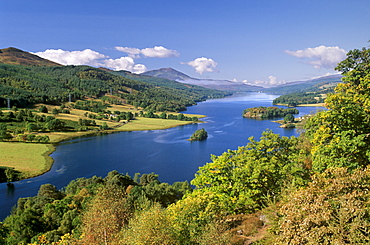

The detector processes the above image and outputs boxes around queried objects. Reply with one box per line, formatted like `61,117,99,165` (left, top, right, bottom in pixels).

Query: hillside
143,67,264,92
0,64,229,112
271,75,342,106
263,74,342,94
0,47,61,67
142,67,193,81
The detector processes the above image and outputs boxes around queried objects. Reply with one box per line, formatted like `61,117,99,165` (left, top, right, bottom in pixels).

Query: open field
0,142,54,179
117,117,202,131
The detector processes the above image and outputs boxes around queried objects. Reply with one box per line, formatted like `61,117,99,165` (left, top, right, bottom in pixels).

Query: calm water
0,93,323,220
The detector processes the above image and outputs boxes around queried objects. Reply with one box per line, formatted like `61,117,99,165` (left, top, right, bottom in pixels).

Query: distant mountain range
142,67,342,94
0,47,343,95
142,68,264,92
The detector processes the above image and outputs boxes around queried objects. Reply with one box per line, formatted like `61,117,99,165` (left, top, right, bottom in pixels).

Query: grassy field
0,142,54,179
117,117,203,131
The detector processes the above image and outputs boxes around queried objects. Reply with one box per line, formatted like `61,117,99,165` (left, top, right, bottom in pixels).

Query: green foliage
190,131,307,215
190,128,208,141
274,167,370,244
305,46,370,172
283,113,295,123
119,203,178,245
243,106,299,119
273,91,325,106
5,168,16,182
2,171,190,244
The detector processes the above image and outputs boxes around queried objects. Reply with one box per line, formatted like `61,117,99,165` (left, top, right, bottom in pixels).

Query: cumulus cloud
242,76,287,88
183,57,218,75
33,49,108,66
102,57,147,73
285,45,347,69
33,48,147,73
115,45,180,58
141,46,180,58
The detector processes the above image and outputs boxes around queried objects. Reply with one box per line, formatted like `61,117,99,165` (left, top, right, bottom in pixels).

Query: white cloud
33,48,147,73
33,49,108,66
141,46,180,58
101,57,147,73
183,57,218,75
285,45,347,69
242,76,286,88
115,45,180,58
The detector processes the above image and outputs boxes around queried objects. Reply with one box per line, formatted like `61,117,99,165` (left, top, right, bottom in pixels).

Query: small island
189,128,208,141
242,106,299,119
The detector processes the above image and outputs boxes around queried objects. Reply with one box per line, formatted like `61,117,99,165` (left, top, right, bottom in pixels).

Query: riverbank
0,107,205,183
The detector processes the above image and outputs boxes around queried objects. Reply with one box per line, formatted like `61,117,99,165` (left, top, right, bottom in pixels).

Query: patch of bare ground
224,212,271,244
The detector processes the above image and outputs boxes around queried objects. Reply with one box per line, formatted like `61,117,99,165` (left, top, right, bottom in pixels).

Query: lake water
0,93,323,220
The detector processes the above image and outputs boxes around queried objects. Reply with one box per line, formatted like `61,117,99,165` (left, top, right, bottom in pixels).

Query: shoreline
273,103,326,107
0,116,205,183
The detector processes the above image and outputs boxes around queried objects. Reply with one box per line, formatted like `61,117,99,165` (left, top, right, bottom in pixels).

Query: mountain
263,74,342,94
142,68,263,92
0,47,61,67
142,67,193,81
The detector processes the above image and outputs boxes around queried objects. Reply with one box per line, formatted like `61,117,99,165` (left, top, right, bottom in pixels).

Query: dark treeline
243,106,299,119
272,92,325,106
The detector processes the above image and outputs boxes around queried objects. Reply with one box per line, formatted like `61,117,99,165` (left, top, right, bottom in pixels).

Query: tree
37,184,63,199
274,167,370,244
26,123,38,132
80,186,131,244
44,119,65,131
189,130,307,215
100,122,108,130
39,105,48,113
5,168,16,183
119,203,178,245
0,124,11,141
190,128,208,141
305,46,370,172
283,113,294,123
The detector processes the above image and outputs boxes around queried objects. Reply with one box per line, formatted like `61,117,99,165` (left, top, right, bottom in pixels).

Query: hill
142,67,193,81
142,67,263,92
0,47,61,67
263,74,342,95
0,63,228,112
269,75,342,106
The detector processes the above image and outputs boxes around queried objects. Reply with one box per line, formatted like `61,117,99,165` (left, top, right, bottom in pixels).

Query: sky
1,0,369,87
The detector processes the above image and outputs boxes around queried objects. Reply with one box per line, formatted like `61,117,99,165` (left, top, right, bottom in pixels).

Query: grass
117,117,202,131
0,142,54,179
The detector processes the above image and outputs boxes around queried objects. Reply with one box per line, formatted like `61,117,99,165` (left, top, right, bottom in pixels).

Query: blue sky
1,0,369,87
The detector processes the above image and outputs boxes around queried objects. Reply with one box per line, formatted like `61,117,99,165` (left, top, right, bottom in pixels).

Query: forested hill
0,63,229,112
0,47,61,67
263,74,342,94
